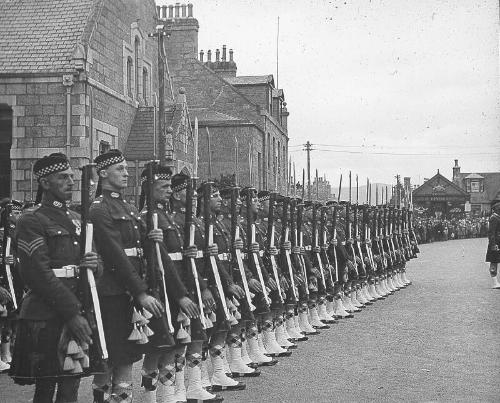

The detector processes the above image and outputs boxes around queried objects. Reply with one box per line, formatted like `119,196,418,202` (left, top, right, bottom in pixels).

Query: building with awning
412,171,470,218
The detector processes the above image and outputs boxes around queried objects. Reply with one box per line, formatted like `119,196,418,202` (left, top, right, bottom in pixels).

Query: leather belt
168,252,183,261
124,247,143,257
53,265,79,278
217,252,231,261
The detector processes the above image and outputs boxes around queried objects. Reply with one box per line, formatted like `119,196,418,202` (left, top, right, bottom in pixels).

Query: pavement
1,237,498,402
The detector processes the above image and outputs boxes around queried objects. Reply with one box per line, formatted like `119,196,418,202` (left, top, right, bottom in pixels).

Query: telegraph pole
304,141,312,200
149,24,170,166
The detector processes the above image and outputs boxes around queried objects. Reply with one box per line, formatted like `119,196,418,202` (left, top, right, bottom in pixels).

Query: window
470,181,479,193
99,141,110,155
127,57,133,97
142,68,148,105
135,37,140,99
272,138,276,173
257,152,262,188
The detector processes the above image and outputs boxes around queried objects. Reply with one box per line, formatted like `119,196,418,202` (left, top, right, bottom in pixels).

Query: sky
158,0,499,186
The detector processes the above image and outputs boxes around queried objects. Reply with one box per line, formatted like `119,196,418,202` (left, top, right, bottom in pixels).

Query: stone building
452,159,500,216
0,1,290,201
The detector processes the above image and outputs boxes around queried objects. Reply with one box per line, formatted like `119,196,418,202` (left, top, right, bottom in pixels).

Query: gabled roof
225,74,274,86
413,172,469,199
0,0,98,74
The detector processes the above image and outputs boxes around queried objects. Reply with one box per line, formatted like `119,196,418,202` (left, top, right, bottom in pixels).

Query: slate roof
413,172,469,198
225,75,274,86
456,171,500,204
190,108,246,124
0,0,96,74
464,173,484,179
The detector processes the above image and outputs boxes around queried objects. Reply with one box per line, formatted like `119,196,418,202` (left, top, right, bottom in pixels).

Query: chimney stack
207,49,212,62
215,48,220,62
222,45,226,61
452,158,461,185
199,50,204,62
187,3,193,17
229,49,234,62
168,5,174,18
181,4,186,17
175,3,180,18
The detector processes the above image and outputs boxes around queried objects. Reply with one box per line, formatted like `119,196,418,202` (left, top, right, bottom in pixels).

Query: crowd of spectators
413,217,488,244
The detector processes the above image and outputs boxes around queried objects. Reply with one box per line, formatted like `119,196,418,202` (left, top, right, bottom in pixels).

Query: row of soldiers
0,150,419,403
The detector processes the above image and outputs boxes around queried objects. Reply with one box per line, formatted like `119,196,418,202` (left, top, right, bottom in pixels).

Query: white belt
304,245,311,251
196,250,204,259
218,252,231,261
124,247,143,257
259,250,264,257
53,265,79,278
168,252,183,261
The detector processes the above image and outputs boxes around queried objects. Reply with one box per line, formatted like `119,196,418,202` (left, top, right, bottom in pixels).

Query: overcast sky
158,0,499,186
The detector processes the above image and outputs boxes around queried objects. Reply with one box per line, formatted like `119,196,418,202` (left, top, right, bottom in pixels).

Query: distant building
452,159,500,216
412,171,470,218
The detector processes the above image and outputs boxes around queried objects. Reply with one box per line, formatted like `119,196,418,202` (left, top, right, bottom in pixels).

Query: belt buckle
137,248,143,258
64,265,77,278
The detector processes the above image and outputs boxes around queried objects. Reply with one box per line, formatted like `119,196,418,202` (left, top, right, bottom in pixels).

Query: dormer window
464,173,484,193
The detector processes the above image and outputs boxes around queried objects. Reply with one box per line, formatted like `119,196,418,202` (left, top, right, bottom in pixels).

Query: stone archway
0,104,13,199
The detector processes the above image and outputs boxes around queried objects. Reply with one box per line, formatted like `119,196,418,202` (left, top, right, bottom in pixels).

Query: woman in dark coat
486,196,500,289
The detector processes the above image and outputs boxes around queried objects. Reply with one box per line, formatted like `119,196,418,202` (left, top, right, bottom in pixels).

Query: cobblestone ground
1,238,498,402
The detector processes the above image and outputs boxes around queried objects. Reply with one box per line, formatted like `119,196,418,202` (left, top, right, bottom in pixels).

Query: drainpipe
62,75,74,159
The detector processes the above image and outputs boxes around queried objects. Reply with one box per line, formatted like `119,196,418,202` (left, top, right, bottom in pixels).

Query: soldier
167,172,223,402
9,153,100,403
90,149,166,403
137,164,202,403
0,199,24,369
486,196,500,289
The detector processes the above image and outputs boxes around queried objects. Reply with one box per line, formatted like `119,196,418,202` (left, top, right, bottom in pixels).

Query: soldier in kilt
9,153,101,403
486,196,500,289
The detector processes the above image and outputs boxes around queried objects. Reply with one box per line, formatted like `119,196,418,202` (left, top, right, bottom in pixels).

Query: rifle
144,161,175,345
183,177,206,328
320,205,335,290
80,164,108,369
267,192,284,304
230,187,255,311
1,203,17,310
202,181,231,322
281,197,297,302
354,175,366,276
246,188,270,305
312,202,326,292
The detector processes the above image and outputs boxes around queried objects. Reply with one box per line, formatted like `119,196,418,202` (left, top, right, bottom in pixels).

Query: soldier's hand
179,296,199,318
250,242,260,253
292,246,300,254
267,277,278,291
147,229,163,243
294,274,305,287
183,245,198,259
137,293,164,318
202,288,216,310
299,246,305,255
228,283,245,299
0,287,12,303
282,241,291,251
206,244,219,257
280,276,289,291
67,314,92,345
79,252,99,273
233,239,244,250
311,268,321,278
248,278,263,293
492,245,499,251
4,255,15,265
312,246,321,253
268,246,278,256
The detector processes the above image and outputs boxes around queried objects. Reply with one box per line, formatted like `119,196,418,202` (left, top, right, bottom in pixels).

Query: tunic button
134,226,138,229
57,231,62,234
122,216,126,219
131,212,134,215
74,241,78,245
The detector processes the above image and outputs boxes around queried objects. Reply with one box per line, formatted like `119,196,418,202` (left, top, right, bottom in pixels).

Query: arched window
142,68,148,105
127,57,133,97
134,37,140,99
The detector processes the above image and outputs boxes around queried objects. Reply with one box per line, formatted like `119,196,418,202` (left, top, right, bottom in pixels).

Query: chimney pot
181,4,186,17
222,45,226,61
199,50,204,62
215,49,220,62
168,5,174,18
187,3,193,17
207,50,212,62
229,49,234,61
156,6,161,18
454,159,459,167
175,3,180,18
161,5,167,19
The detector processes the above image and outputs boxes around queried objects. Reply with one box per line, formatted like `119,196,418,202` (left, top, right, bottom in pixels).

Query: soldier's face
101,162,129,190
250,196,259,214
153,179,172,203
210,191,222,213
40,168,75,201
260,199,269,216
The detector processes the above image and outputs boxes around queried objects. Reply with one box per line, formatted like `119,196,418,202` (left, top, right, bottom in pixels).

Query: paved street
1,238,498,402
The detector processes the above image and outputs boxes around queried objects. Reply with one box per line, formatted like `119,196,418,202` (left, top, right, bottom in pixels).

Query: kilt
9,318,98,385
486,245,500,263
99,294,142,367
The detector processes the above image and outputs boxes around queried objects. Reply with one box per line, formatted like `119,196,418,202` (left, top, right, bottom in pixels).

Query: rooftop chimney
452,158,461,185
215,48,220,62
175,3,180,18
222,45,226,61
229,49,234,62
207,50,212,62
199,50,204,62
